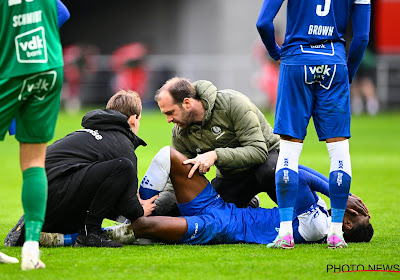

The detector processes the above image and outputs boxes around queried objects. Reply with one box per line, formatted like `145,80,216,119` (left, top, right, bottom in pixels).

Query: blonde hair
106,90,142,118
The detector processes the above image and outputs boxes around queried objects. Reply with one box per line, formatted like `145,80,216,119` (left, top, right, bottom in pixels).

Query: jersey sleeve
256,0,285,61
298,165,330,197
56,0,70,28
347,3,371,83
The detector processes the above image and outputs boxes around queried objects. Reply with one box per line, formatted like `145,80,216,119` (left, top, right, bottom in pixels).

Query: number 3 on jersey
316,0,331,16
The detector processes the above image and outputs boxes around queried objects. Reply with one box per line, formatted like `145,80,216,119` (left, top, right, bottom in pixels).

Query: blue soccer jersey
257,0,371,68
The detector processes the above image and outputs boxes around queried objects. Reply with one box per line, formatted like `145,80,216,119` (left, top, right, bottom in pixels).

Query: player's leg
131,216,188,243
73,158,138,247
313,64,352,249
151,184,181,216
326,137,351,249
268,64,310,248
17,68,63,269
19,143,47,270
0,77,24,264
139,146,208,204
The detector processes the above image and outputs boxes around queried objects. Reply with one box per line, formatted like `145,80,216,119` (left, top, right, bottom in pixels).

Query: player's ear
343,218,353,230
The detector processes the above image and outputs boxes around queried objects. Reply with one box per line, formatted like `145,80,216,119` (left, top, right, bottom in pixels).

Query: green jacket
171,80,280,178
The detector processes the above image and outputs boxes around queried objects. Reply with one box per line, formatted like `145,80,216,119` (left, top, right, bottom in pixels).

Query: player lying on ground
11,147,372,247
107,147,371,246
132,147,373,245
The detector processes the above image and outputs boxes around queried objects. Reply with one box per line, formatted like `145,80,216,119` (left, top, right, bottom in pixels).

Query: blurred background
59,0,400,114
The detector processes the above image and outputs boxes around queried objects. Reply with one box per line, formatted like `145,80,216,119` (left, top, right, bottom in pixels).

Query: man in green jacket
154,77,280,210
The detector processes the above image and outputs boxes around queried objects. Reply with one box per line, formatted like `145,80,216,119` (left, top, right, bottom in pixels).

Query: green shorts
0,67,63,143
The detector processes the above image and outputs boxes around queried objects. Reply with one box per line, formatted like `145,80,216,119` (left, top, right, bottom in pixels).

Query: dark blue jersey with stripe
257,0,371,72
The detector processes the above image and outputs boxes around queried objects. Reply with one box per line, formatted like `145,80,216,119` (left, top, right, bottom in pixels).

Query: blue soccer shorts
177,183,284,245
274,64,351,141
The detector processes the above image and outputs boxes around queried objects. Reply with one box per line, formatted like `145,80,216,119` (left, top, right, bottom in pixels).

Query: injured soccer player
31,146,373,247
133,147,373,246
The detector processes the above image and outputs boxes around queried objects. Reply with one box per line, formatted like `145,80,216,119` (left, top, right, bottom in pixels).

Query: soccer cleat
267,233,294,249
4,215,25,247
103,223,136,245
0,251,19,264
39,232,64,247
75,230,123,248
21,247,45,270
327,233,348,249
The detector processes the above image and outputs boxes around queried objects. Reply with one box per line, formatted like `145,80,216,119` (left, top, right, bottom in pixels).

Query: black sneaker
4,215,25,246
75,230,123,248
248,195,261,208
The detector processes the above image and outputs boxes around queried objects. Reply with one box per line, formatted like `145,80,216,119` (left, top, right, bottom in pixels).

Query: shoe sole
4,216,25,247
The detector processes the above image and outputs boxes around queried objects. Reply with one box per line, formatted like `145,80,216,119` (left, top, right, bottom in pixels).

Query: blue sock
326,140,352,225
64,233,78,246
329,170,351,223
276,168,299,222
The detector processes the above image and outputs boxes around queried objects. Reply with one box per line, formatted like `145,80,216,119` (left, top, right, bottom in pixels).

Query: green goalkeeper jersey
0,0,63,79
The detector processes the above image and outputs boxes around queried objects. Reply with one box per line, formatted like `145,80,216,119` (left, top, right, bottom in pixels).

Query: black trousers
43,158,142,233
211,148,279,208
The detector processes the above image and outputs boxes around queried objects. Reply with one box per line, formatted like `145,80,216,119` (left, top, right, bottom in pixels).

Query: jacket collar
192,80,217,126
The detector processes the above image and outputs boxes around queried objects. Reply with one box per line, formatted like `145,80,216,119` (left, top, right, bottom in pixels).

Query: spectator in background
110,42,148,100
351,48,379,116
62,44,99,113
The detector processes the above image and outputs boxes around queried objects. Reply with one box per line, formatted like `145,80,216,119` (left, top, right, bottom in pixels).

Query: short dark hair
155,77,199,104
343,223,374,243
106,90,142,118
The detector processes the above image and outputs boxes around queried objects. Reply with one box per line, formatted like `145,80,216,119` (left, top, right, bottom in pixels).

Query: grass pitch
0,108,399,279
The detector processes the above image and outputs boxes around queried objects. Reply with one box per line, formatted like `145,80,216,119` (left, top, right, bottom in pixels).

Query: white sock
279,221,293,236
139,146,171,199
22,241,39,254
326,140,352,176
276,140,303,173
328,222,343,237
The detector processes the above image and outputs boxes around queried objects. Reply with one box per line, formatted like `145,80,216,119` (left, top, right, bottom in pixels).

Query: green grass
0,108,399,279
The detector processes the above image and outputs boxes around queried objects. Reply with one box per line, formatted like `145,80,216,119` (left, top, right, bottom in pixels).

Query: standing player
0,0,69,269
257,0,370,249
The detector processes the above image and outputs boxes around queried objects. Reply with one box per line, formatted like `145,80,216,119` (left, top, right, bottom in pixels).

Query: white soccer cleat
21,242,45,271
0,251,19,264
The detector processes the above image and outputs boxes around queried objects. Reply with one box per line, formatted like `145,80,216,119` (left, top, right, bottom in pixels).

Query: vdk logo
15,27,47,63
18,70,57,101
309,65,331,77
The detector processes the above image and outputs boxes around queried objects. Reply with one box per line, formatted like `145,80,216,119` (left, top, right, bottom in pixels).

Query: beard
175,108,196,129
